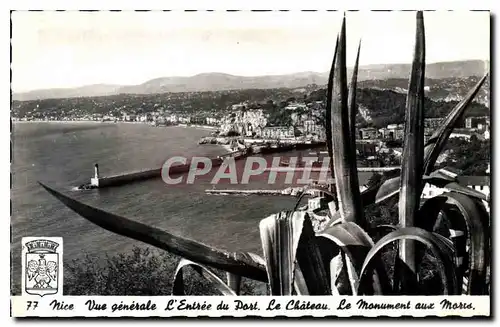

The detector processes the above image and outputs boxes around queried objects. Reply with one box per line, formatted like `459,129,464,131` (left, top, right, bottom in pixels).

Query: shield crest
22,238,62,297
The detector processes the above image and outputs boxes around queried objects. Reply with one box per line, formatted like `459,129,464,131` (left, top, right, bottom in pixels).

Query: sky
11,10,490,92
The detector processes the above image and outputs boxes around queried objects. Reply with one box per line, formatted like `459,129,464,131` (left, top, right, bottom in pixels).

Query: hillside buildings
260,126,295,139
217,103,325,140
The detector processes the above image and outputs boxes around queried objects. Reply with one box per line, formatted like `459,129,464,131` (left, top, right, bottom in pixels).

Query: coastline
12,120,107,124
175,124,233,152
174,124,218,131
219,143,233,152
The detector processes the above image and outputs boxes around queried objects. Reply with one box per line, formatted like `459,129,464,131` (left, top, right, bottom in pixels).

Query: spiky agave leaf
325,36,339,191
359,227,460,295
422,171,488,200
226,253,265,294
418,192,490,294
226,272,242,295
38,182,268,282
172,259,236,295
317,222,391,295
259,211,330,295
295,213,332,294
398,10,426,276
348,40,361,144
259,211,302,295
374,174,402,204
323,170,396,230
442,182,489,200
328,14,364,224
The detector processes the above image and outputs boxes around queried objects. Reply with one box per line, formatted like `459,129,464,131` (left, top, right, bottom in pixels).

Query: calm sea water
11,122,300,289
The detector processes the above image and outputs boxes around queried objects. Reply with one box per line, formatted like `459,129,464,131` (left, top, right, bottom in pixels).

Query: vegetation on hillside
438,138,490,175
13,78,489,130
63,247,264,296
307,87,489,128
11,88,302,120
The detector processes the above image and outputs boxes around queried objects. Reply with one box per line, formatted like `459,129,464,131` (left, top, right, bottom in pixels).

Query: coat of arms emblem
22,237,63,297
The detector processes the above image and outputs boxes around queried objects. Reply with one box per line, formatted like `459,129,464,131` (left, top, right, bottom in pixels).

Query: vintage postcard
10,10,491,318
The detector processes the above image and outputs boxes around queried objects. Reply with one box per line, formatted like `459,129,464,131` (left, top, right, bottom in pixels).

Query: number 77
26,301,38,310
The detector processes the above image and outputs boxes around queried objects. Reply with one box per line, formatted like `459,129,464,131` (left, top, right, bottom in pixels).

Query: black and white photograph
9,9,491,318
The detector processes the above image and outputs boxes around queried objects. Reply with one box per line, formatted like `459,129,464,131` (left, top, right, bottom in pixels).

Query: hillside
13,60,488,101
13,85,490,129
358,75,490,106
13,84,123,102
306,87,490,128
116,72,327,95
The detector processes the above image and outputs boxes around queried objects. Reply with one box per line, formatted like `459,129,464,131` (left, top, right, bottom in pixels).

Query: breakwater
79,151,248,190
254,142,325,155
199,136,325,152
265,166,400,173
205,187,324,197
205,189,283,196
76,141,337,190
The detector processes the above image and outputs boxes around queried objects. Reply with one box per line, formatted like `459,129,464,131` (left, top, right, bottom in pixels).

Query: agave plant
39,11,490,296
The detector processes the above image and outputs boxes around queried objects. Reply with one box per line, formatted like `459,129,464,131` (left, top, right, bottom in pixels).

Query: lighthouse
94,163,100,179
90,163,100,187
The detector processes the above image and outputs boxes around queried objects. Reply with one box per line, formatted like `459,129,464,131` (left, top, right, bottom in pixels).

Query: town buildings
465,116,490,129
379,124,405,140
301,120,325,140
358,127,379,140
285,103,308,111
260,126,295,139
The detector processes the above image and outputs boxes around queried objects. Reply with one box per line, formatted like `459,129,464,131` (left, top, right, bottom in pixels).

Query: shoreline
12,120,108,124
174,124,218,131
12,121,221,130
219,143,233,152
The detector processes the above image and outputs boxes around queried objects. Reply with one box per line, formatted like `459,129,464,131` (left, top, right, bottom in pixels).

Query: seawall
89,155,238,189
265,167,400,172
205,189,283,196
82,141,365,189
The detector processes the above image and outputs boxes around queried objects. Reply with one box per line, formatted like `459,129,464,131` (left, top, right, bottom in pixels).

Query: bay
11,122,299,291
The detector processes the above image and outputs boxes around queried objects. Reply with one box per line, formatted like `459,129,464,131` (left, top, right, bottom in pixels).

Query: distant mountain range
13,60,489,101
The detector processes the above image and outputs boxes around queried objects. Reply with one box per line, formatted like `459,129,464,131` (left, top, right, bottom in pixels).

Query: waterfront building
291,112,309,126
303,120,325,139
206,117,220,125
261,126,295,139
243,109,267,129
178,116,191,124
